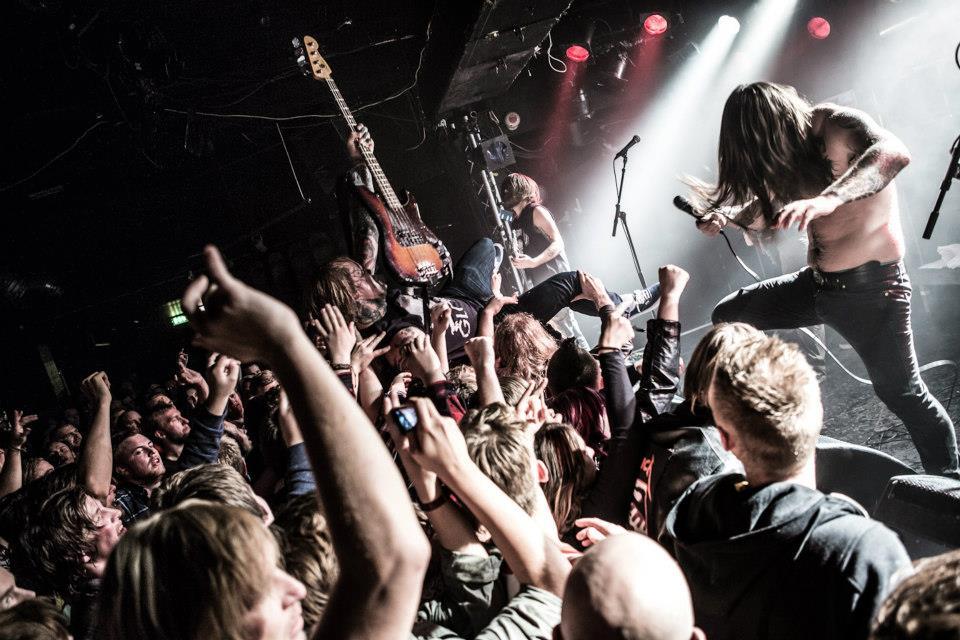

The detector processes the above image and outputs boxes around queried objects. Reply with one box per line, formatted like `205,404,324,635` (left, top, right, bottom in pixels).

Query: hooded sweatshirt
663,473,910,640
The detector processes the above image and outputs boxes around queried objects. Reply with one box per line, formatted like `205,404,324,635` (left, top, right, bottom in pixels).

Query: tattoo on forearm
823,145,905,204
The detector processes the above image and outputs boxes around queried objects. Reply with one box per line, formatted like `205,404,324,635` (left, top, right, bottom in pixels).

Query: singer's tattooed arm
814,104,912,205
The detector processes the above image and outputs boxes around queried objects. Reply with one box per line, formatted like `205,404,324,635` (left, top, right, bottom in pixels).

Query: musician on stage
689,81,959,477
502,172,589,348
338,123,387,277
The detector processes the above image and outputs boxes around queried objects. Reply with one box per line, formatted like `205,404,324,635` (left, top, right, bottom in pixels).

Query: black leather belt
811,260,904,290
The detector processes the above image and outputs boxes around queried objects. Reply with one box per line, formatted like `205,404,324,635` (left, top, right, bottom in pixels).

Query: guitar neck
324,78,401,210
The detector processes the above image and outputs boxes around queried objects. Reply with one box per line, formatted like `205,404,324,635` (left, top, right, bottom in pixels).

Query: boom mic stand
464,116,527,294
611,149,648,289
922,133,960,240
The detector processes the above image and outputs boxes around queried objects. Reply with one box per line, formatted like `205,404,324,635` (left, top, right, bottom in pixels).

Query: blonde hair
685,322,763,409
462,404,537,514
100,501,278,640
494,313,558,382
501,173,542,208
710,334,822,481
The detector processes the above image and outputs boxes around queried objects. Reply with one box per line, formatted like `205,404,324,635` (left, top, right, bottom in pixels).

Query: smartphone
390,406,418,433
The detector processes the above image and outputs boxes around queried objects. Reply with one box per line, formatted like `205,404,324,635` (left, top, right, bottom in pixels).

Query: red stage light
565,44,590,63
644,14,668,36
807,16,831,40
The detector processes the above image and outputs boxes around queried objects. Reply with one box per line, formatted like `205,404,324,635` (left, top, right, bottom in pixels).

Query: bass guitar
295,35,451,285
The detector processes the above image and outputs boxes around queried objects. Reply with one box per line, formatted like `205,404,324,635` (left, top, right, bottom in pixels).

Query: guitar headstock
293,35,331,80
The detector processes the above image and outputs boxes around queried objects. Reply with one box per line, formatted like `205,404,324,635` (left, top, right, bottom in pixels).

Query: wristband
331,363,353,372
417,486,450,512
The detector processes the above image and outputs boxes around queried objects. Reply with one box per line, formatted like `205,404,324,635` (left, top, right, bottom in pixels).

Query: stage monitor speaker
873,474,960,559
815,436,915,514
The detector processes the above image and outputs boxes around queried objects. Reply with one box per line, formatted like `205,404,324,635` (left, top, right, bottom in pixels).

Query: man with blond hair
663,333,910,640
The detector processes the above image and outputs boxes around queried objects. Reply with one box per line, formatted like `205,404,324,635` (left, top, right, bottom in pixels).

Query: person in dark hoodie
663,333,911,640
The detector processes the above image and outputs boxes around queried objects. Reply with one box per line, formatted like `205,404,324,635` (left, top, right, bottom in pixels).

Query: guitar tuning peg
291,37,301,47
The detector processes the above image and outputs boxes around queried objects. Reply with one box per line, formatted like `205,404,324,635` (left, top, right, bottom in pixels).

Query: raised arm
776,104,911,231
78,372,113,503
407,397,570,596
0,410,35,499
182,245,429,640
464,337,506,407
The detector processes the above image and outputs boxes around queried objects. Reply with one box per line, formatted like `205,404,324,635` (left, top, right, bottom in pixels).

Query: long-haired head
693,82,830,220
494,313,558,382
501,173,542,209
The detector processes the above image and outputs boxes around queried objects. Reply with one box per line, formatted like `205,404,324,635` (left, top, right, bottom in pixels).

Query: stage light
718,15,741,35
644,14,668,36
565,44,590,63
807,16,831,40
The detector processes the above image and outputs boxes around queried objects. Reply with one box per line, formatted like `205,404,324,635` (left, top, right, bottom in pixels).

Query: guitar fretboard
325,78,402,212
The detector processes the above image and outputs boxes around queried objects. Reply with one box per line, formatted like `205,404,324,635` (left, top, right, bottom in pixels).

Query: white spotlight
718,15,741,34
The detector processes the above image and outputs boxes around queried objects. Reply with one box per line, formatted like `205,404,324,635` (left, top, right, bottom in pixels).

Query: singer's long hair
690,82,831,222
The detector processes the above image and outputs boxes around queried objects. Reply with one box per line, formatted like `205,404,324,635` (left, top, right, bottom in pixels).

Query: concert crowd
2,85,959,640
0,242,952,640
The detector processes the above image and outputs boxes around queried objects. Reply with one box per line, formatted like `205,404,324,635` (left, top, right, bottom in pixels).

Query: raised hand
658,264,690,299
387,372,413,398
578,271,613,309
80,371,112,406
405,397,470,476
404,333,444,384
464,336,495,371
315,304,357,366
598,300,635,351
182,245,301,364
2,409,37,450
206,353,241,415
383,391,439,500
574,516,627,548
430,301,453,337
351,329,389,373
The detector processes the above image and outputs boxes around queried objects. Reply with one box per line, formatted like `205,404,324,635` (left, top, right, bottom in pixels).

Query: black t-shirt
367,291,482,366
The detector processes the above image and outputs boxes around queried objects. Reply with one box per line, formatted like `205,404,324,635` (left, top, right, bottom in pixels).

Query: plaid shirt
114,483,151,526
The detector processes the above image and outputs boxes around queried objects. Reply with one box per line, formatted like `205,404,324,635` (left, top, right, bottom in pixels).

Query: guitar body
353,185,451,286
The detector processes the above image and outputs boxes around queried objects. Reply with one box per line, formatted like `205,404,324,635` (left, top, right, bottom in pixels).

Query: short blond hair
100,501,278,640
462,404,537,514
710,334,822,480
685,322,763,409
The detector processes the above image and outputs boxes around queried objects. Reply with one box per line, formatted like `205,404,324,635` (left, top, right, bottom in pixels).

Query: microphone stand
922,133,960,240
611,153,648,289
464,116,527,295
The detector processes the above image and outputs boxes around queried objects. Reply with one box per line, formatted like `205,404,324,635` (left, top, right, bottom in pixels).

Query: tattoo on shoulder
816,104,909,204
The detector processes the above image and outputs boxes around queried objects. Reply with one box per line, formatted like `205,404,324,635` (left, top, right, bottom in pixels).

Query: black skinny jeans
712,261,960,477
442,238,651,324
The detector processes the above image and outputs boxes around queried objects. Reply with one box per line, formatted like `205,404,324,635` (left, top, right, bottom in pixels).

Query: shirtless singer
690,81,959,478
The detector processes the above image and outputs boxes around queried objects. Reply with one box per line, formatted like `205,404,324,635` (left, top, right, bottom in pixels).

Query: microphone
672,195,700,219
614,135,641,159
